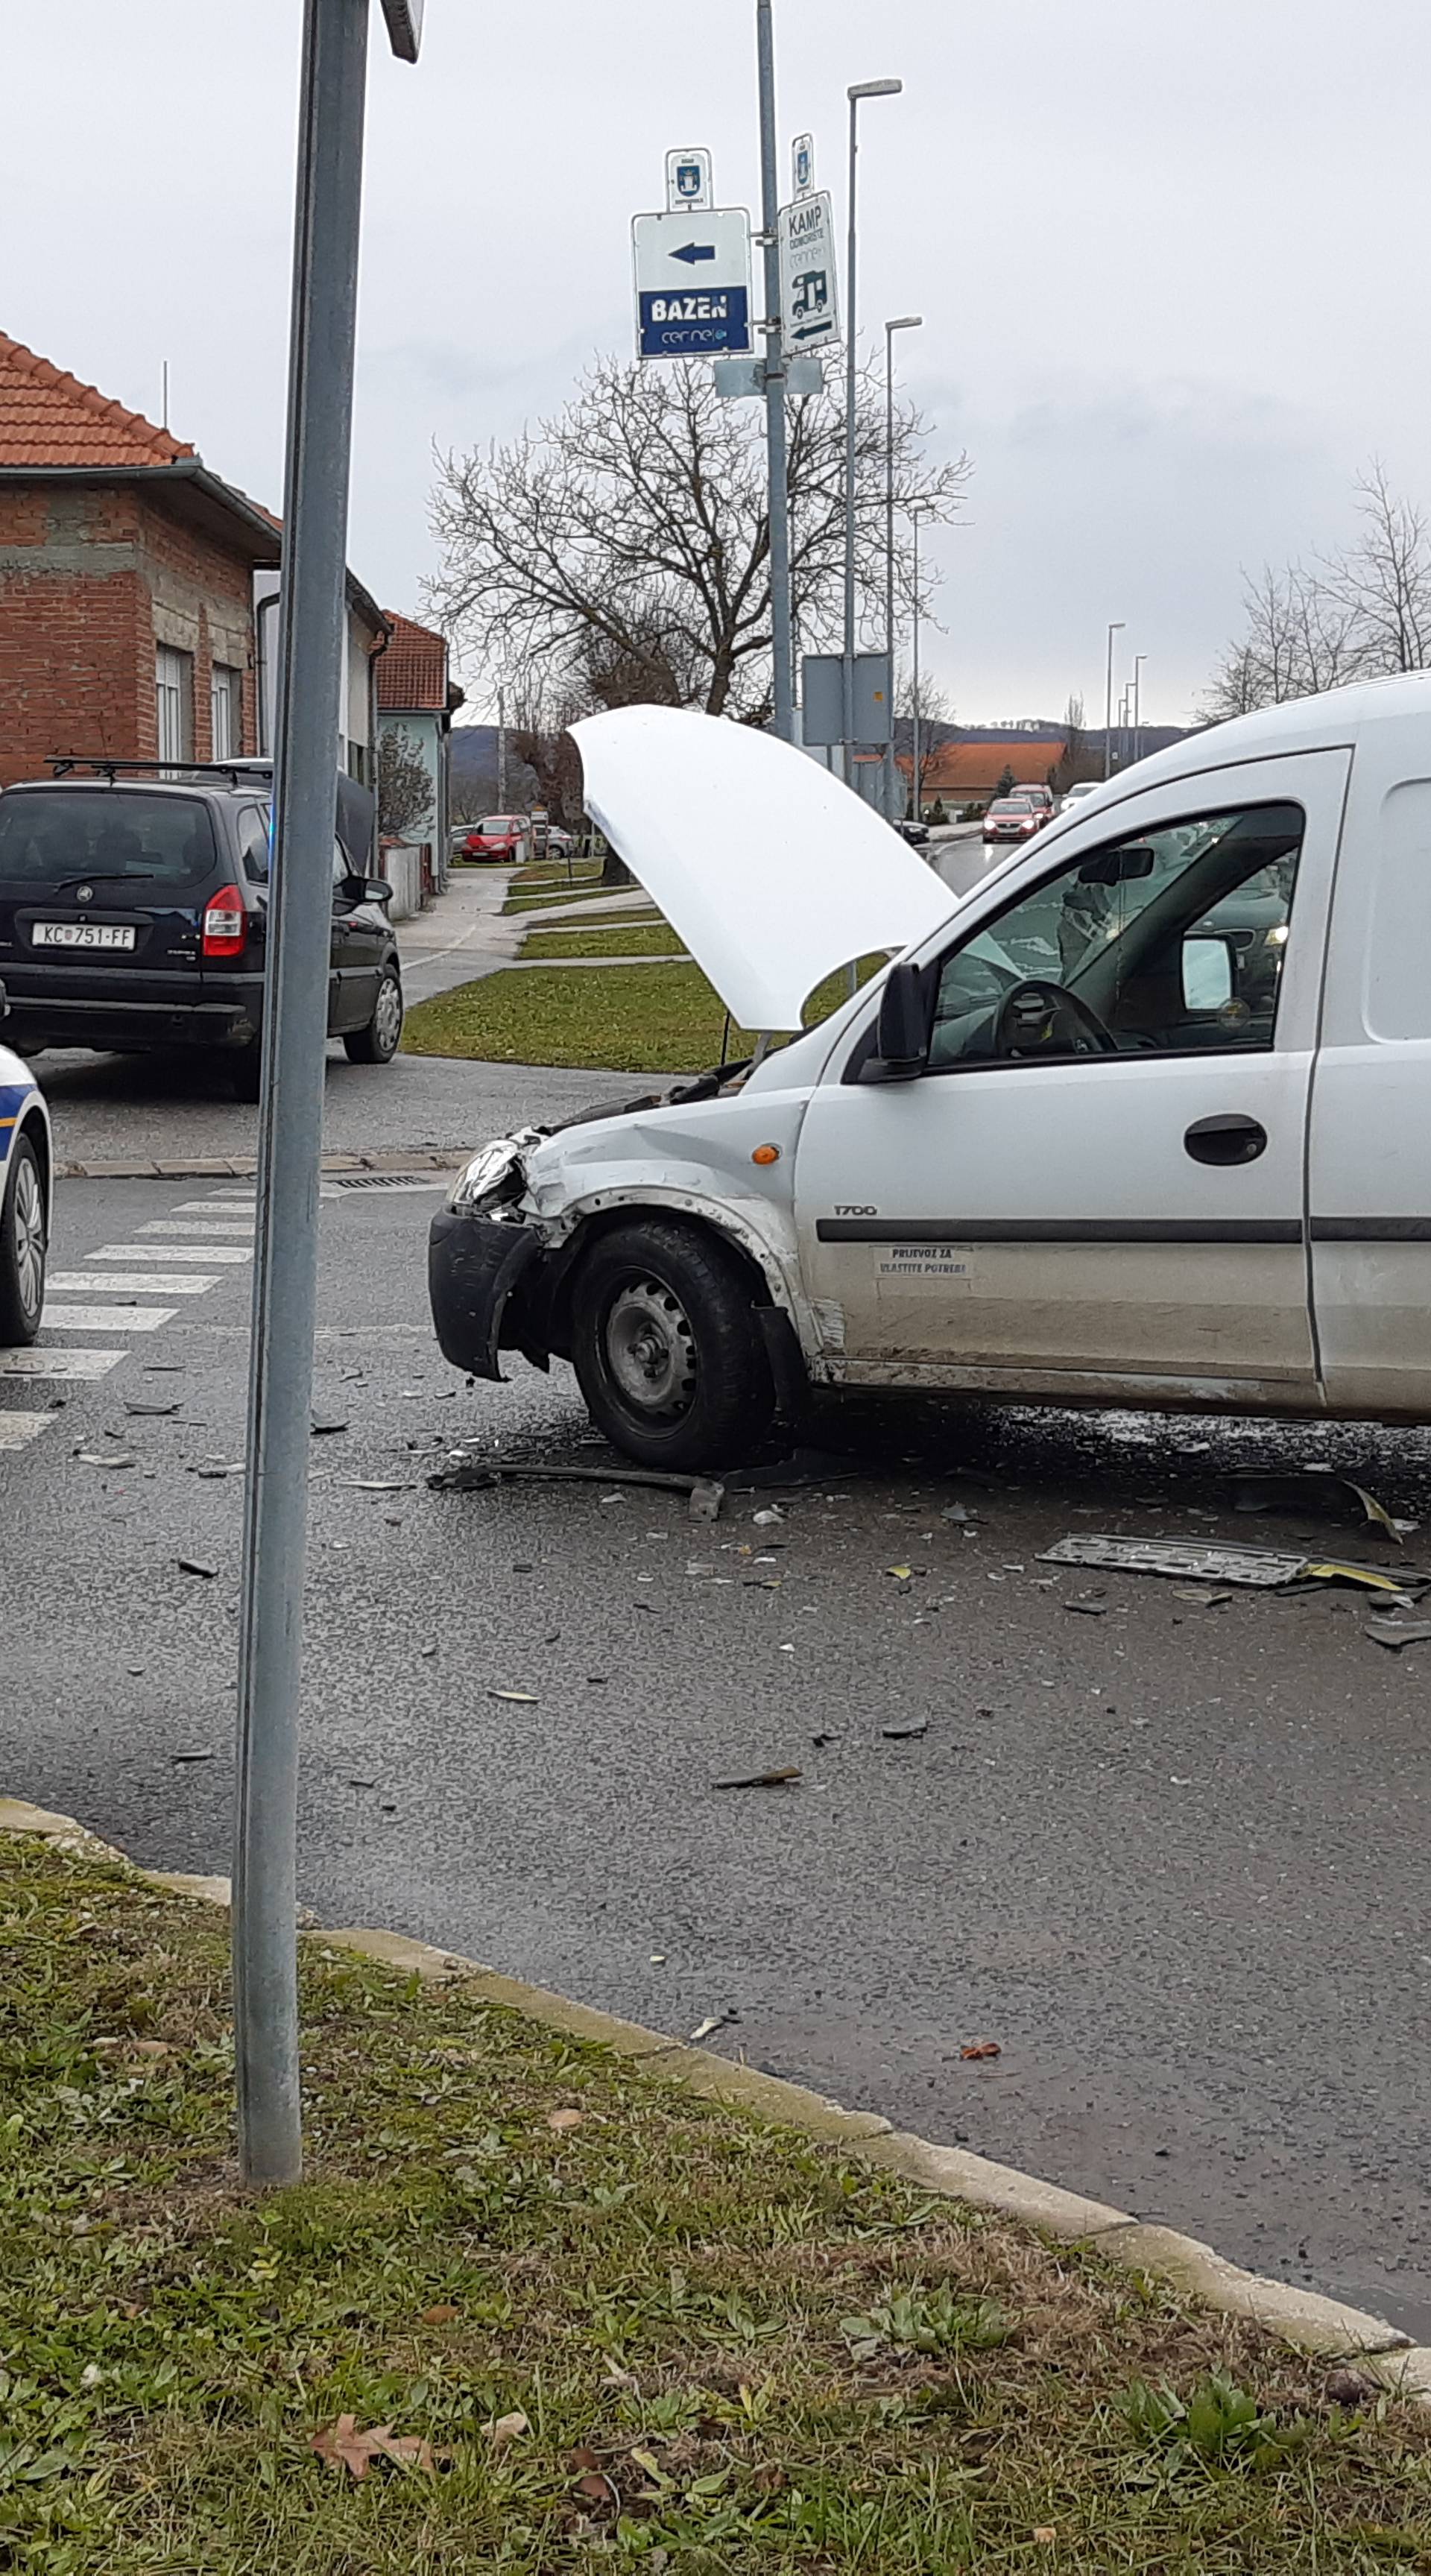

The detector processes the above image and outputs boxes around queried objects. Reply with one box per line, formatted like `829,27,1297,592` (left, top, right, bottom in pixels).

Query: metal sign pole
756,1,794,742
232,0,370,2188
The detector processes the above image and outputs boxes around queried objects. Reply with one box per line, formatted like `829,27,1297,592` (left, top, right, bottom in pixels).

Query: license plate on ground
31,922,136,950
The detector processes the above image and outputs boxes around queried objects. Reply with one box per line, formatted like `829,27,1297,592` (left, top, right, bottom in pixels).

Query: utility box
800,651,891,746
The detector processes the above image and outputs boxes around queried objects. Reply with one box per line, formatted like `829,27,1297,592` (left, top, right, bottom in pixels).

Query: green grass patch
402,957,887,1073
521,922,686,961
3,1829,1428,2574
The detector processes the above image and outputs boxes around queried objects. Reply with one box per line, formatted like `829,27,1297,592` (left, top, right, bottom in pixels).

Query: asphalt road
7,1108,1431,2341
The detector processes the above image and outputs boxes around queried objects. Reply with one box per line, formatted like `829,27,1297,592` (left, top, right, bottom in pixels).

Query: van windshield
0,792,218,889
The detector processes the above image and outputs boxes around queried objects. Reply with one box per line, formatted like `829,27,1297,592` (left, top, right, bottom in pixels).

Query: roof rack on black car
43,757,274,787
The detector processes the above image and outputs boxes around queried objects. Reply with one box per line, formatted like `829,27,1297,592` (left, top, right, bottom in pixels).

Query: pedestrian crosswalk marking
40,1304,178,1333
0,1408,50,1449
0,1347,125,1378
46,1271,218,1295
172,1201,257,1217
89,1243,253,1266
139,1220,257,1238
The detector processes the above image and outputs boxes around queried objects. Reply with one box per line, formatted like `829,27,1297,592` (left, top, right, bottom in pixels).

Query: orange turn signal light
751,1143,781,1167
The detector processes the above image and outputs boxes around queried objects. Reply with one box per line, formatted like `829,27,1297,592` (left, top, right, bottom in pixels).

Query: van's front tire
569,1219,776,1470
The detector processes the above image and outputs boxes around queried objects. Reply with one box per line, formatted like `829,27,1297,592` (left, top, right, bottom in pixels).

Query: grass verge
521,923,687,961
402,959,886,1073
4,1829,1429,2573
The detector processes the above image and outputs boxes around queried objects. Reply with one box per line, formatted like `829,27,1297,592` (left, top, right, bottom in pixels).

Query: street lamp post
1131,652,1146,765
842,78,902,792
756,0,795,741
883,314,921,818
1103,619,1125,780
911,502,926,829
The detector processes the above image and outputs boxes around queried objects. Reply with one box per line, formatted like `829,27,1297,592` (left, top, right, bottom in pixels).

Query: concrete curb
57,1152,468,1181
3,1795,1421,2393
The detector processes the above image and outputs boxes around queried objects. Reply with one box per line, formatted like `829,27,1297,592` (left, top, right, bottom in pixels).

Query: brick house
0,330,390,798
0,330,287,788
375,610,464,891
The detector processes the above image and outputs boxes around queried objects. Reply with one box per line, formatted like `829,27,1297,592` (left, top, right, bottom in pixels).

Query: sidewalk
397,866,522,1003
4,1810,1428,2572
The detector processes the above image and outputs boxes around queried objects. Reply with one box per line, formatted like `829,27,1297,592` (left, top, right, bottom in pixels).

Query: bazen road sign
779,189,839,350
633,206,753,359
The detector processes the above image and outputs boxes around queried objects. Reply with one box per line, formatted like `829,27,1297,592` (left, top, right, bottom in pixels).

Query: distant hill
449,723,537,815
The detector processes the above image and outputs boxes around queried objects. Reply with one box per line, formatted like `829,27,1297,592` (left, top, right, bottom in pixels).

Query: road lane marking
139,1221,258,1238
46,1272,218,1295
41,1304,179,1332
0,1409,50,1449
0,1348,126,1379
92,1241,252,1262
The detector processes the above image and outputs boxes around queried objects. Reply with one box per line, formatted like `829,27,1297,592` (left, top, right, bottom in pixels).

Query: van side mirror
359,876,393,906
868,959,929,1080
1182,935,1235,1012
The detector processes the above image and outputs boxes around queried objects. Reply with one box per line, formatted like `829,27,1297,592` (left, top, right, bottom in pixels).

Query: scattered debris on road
1040,1534,1427,1600
489,1688,540,1705
960,2038,1002,2061
882,1720,929,1741
689,2010,737,2042
1226,1468,1416,1541
176,1556,218,1579
1363,1616,1431,1652
170,1749,216,1764
1064,1592,1111,1616
426,1456,724,1520
713,1765,802,1789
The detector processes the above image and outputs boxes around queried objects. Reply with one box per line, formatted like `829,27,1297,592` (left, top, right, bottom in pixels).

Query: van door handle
1184,1113,1267,1167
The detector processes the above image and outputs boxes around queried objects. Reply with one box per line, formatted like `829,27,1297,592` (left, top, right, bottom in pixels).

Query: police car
0,1002,51,1345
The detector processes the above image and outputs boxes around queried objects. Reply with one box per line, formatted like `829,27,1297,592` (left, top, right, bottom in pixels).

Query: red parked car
455,814,528,863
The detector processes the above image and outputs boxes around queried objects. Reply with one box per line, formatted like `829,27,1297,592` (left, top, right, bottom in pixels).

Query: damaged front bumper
429,1205,555,1381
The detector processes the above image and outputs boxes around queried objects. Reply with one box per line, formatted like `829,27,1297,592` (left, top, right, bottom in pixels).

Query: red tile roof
0,330,194,468
376,610,449,712
900,739,1067,796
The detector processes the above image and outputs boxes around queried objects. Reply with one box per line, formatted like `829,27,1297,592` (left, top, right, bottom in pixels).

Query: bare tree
1203,464,1431,719
376,724,433,840
428,355,970,729
1319,464,1431,677
894,667,952,812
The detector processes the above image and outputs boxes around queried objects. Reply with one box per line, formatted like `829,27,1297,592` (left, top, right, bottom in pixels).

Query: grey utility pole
1103,619,1124,780
882,314,920,818
756,1,795,741
233,0,420,2191
842,78,901,791
1131,651,1146,765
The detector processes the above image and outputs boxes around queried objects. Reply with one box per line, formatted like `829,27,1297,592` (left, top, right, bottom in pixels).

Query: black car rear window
0,792,218,890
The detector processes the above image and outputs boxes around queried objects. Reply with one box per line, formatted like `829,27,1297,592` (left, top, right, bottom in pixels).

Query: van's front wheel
569,1219,775,1469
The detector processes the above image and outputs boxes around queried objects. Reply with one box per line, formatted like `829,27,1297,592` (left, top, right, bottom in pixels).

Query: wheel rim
11,1155,45,1322
374,975,403,1055
603,1276,697,1421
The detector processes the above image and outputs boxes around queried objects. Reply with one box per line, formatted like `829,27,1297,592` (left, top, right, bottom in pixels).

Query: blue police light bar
379,0,423,60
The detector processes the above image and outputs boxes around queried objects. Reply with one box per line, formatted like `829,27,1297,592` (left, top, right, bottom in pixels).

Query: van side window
927,804,1304,1071
1366,780,1431,1041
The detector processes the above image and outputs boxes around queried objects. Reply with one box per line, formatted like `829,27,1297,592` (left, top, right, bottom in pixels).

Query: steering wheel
992,977,1118,1058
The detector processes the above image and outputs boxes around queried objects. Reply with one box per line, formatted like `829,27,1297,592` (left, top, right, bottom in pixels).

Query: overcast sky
10,0,1431,729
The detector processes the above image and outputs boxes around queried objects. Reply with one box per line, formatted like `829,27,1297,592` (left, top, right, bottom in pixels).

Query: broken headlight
447,1134,532,1213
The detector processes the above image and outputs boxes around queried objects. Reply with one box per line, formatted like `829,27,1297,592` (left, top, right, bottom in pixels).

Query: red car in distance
455,813,528,863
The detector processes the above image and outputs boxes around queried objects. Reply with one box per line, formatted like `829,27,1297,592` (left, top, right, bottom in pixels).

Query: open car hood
570,705,952,1031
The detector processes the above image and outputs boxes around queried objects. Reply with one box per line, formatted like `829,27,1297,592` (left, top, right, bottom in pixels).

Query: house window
211,663,242,761
155,645,192,766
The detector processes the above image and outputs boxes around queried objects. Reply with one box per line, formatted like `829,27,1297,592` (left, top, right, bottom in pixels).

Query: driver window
927,802,1304,1070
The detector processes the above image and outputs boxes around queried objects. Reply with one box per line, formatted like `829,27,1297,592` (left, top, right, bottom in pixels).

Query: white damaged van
428,684,1431,1467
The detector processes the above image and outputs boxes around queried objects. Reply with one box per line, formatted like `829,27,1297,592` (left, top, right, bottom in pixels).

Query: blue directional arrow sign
632,206,753,360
